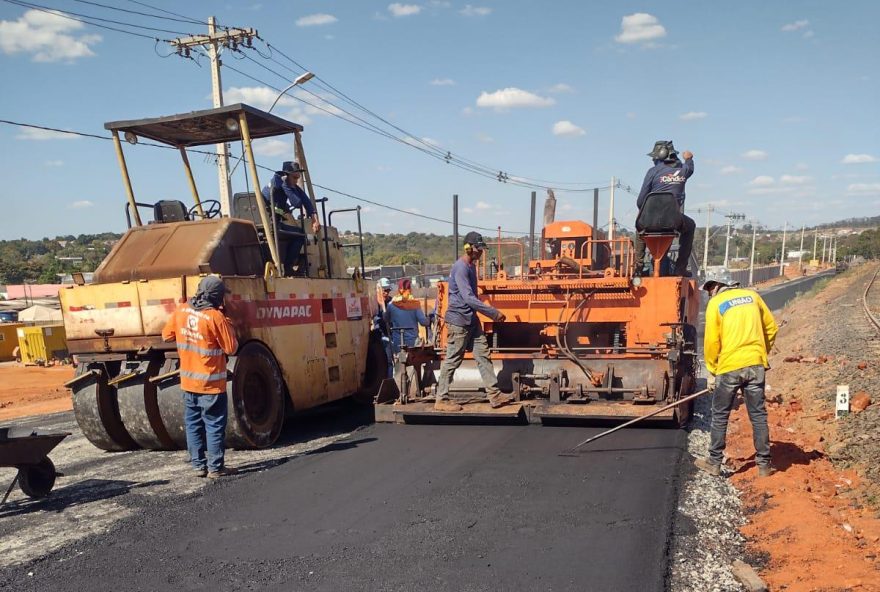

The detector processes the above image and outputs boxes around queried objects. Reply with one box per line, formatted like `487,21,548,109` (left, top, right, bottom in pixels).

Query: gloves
706,374,716,392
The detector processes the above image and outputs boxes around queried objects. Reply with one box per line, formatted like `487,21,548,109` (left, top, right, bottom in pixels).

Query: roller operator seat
634,192,681,278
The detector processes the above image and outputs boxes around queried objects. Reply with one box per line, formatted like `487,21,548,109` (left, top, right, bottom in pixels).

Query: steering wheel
188,200,222,220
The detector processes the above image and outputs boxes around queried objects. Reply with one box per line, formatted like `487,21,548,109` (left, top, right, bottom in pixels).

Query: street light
268,71,315,113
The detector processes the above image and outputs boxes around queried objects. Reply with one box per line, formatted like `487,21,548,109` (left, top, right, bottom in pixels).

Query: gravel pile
668,395,748,592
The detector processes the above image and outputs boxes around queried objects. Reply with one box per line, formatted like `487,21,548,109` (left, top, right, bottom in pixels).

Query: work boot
434,399,463,412
674,268,692,278
193,467,208,478
757,465,777,477
487,393,515,409
694,457,721,476
207,466,238,479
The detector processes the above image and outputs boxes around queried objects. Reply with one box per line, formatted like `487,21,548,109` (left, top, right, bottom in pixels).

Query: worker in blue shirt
260,161,321,274
384,278,430,354
435,231,513,412
633,141,696,277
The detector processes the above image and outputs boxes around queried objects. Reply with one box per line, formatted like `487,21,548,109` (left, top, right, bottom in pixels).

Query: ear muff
463,242,472,251
655,145,669,160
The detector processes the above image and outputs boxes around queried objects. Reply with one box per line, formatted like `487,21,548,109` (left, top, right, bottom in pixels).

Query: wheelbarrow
1,427,70,505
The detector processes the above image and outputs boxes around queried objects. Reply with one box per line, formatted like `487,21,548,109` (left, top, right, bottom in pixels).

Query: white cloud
794,162,809,171
552,120,586,137
749,175,775,186
475,132,494,143
388,3,422,17
781,19,809,32
421,137,441,147
403,136,440,148
69,200,94,209
223,85,346,124
475,201,492,210
430,78,456,86
254,138,292,157
16,127,77,140
742,149,768,161
476,87,555,110
780,175,810,185
45,160,64,167
841,153,877,164
462,207,474,214
461,106,475,116
0,9,101,62
406,207,421,214
719,165,743,175
296,13,337,27
848,183,880,194
548,83,573,94
679,111,707,121
460,5,492,17
615,13,667,45
802,30,814,39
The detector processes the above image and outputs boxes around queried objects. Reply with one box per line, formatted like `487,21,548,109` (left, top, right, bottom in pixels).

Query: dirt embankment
723,263,880,591
0,363,74,421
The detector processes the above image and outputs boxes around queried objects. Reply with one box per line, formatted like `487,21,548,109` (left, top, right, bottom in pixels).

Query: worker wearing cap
162,276,238,479
373,277,394,378
435,231,513,411
695,279,778,478
260,161,321,274
384,278,430,354
633,141,696,277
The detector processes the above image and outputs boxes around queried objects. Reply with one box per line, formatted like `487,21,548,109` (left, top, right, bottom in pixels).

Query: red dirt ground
0,363,74,422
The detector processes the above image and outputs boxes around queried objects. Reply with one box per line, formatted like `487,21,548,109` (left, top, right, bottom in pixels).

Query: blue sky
1,0,878,240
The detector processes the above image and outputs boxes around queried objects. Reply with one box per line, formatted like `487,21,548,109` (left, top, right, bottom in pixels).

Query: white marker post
836,385,850,419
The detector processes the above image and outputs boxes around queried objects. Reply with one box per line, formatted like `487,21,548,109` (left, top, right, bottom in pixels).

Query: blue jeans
708,365,771,467
183,392,228,472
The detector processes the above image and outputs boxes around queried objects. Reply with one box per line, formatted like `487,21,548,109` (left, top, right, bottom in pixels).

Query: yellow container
16,324,68,364
0,323,24,361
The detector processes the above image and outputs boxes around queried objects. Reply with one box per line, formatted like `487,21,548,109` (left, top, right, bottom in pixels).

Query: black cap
463,231,487,250
277,161,305,175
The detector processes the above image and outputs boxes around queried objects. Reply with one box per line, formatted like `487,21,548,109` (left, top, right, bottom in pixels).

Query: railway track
863,263,880,332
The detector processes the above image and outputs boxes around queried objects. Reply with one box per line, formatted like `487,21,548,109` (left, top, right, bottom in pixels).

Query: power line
0,119,528,234
2,0,172,40
71,0,206,25
6,0,195,35
251,39,605,192
122,0,207,25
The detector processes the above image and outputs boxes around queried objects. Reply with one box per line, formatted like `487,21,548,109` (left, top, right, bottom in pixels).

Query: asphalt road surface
1,274,827,591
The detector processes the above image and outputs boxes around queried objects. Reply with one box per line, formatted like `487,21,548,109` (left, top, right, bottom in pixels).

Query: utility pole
779,221,788,275
798,225,805,271
748,221,758,286
692,205,715,272
723,212,745,268
812,228,818,261
608,177,616,241
170,19,258,216
821,235,827,264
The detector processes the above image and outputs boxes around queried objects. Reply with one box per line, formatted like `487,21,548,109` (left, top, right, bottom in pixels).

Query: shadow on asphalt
0,478,168,519
233,437,380,476
274,400,375,448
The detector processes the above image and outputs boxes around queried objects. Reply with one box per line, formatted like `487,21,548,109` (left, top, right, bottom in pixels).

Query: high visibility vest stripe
180,370,227,382
176,342,225,356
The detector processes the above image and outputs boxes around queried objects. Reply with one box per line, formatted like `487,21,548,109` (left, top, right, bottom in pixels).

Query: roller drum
71,362,139,452
155,358,188,449
116,359,177,450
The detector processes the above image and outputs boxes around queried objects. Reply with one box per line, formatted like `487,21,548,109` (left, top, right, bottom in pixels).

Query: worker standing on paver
634,141,697,277
162,276,239,479
373,277,394,378
435,231,513,412
384,278,430,354
695,279,779,477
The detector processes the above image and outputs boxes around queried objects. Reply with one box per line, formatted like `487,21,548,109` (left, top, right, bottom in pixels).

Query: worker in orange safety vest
162,276,238,479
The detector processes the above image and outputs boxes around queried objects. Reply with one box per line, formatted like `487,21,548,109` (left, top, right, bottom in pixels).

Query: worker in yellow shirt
696,279,778,478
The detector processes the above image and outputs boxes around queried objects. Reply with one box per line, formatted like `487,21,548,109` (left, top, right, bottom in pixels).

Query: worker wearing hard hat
695,279,779,478
633,141,696,277
373,277,394,377
261,161,321,274
435,231,513,411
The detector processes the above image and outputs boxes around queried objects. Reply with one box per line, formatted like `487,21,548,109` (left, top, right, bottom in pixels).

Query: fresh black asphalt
0,273,825,591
